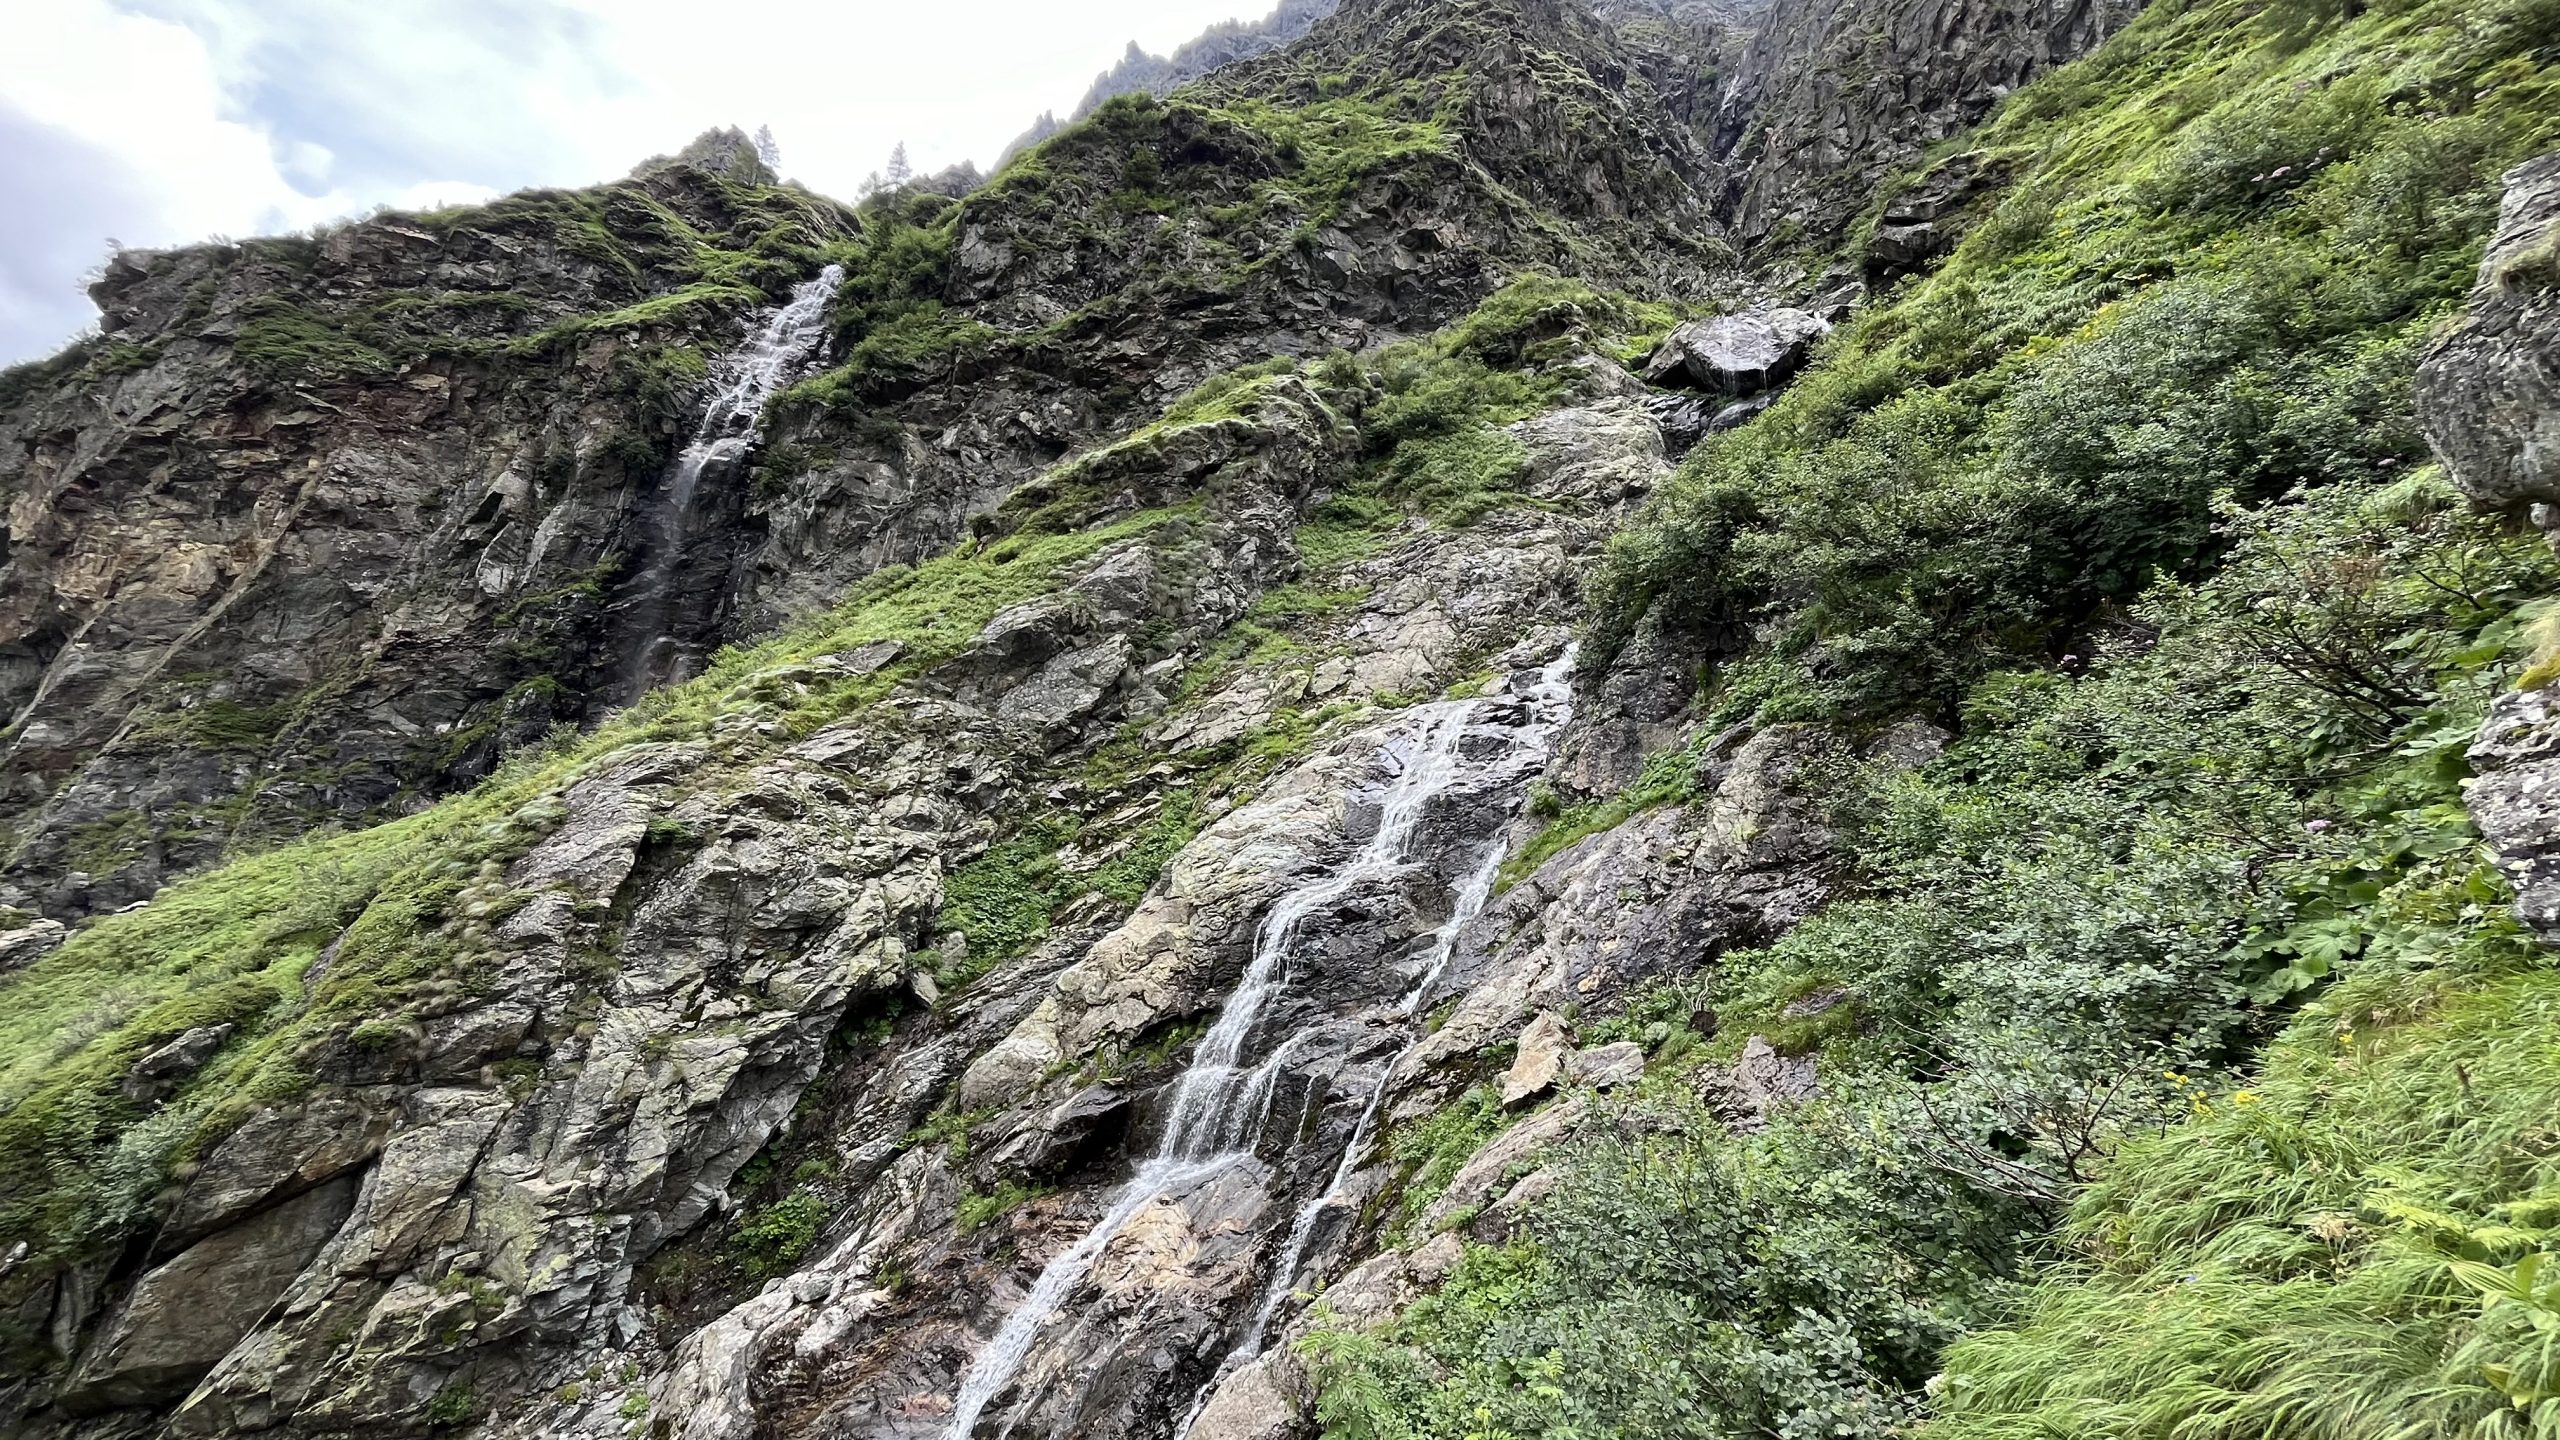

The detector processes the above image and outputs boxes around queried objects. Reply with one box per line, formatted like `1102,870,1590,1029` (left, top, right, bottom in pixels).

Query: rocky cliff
7,0,2558,1437
0,155,856,919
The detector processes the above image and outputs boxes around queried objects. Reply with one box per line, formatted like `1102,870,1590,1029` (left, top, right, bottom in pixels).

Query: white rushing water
944,649,1577,1440
619,263,843,696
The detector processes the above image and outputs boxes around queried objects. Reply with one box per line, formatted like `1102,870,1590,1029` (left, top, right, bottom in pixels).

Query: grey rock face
62,1177,359,1412
2418,152,2560,538
1401,722,1843,1100
1641,306,1830,393
1714,0,2143,250
0,913,66,973
0,166,858,920
2469,686,2560,943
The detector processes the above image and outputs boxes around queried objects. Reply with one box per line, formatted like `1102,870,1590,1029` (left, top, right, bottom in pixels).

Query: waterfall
617,263,843,698
943,649,1576,1440
1177,648,1574,1432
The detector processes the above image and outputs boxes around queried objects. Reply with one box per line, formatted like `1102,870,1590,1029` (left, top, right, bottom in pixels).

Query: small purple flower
2306,819,2335,834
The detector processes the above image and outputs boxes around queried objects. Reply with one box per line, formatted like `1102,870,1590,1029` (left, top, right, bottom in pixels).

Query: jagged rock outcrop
2433,154,2560,944
1036,0,1344,138
633,127,780,187
0,152,856,917
1713,0,2143,251
1591,0,1773,151
2419,152,2560,540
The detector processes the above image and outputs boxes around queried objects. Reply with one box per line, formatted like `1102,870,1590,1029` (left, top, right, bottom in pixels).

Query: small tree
753,124,781,170
885,142,913,188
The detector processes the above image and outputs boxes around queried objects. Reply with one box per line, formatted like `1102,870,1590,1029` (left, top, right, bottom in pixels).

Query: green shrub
731,1189,829,1278
232,299,395,384
955,1181,1052,1234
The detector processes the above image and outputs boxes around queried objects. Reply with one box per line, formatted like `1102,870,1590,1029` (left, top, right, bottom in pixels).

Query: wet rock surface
1713,0,2143,250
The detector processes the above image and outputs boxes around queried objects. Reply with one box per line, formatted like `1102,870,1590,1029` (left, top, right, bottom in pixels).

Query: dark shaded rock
1713,0,2142,250
1867,221,1944,278
62,1176,360,1412
2418,152,2560,539
1870,150,2008,281
1020,1085,1136,1176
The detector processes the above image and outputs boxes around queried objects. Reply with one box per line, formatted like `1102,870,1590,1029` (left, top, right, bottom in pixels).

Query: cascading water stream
1175,648,1576,1434
943,649,1577,1440
617,263,843,698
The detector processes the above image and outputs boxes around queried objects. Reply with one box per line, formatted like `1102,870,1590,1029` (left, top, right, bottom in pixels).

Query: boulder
2418,152,2560,538
1640,308,1831,394
1568,1040,1647,1090
1867,221,1944,278
0,913,67,973
1501,1013,1572,1107
119,1024,234,1103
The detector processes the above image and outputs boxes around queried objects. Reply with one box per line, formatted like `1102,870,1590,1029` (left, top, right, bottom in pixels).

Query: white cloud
0,0,1296,365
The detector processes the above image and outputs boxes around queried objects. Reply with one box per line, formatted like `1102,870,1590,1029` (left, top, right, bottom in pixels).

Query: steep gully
946,651,1580,1439
621,263,846,698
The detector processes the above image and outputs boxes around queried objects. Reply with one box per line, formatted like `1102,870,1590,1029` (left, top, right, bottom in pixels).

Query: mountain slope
1,0,2555,1439
0,135,854,919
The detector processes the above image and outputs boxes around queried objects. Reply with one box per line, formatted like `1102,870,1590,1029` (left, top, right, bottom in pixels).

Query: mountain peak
632,125,777,186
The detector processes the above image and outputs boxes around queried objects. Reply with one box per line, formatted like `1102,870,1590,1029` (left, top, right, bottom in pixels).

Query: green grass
1593,0,2560,722
956,1180,1054,1234
232,298,395,383
1305,0,2560,1433
1930,929,2560,1438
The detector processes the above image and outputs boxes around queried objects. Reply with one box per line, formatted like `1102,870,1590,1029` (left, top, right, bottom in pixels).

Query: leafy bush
955,1180,1053,1234
1315,460,2557,1440
730,1189,829,1278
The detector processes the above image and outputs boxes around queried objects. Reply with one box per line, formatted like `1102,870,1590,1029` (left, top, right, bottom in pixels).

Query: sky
0,0,1276,366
